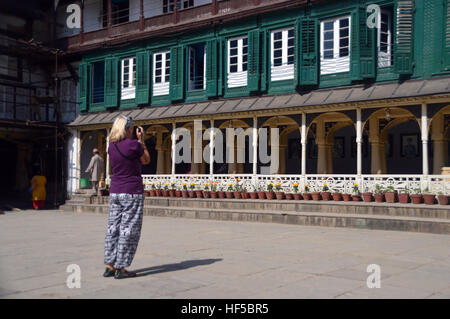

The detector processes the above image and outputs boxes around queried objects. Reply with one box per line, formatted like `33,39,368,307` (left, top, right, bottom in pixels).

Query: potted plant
226,183,234,199
362,187,372,203
195,183,204,199
182,183,189,198
398,188,409,204
218,186,226,199
249,184,258,199
203,183,211,199
233,178,242,199
410,188,423,204
274,182,284,200
292,183,302,200
342,192,352,201
241,187,249,199
162,184,169,197
332,192,342,201
155,183,162,197
321,183,331,201
437,192,449,205
188,183,196,198
169,182,176,197
210,182,218,199
422,188,435,205
303,184,311,200
175,186,182,198
257,184,266,200
384,185,397,203
311,186,321,201
150,182,156,197
351,184,361,201
374,184,385,203
265,182,275,200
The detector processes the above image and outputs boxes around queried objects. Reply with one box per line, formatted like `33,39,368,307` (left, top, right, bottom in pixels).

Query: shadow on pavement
133,258,223,277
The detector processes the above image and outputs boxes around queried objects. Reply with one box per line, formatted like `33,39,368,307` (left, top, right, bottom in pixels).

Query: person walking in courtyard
30,168,46,210
85,148,104,195
103,115,150,279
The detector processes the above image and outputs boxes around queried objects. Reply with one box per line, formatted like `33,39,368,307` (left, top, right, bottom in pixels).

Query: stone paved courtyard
1,209,450,299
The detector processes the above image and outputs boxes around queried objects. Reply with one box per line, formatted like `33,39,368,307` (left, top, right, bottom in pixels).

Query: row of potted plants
138,180,449,205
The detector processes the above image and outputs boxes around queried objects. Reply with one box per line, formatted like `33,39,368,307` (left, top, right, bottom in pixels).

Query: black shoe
114,269,137,279
103,267,115,278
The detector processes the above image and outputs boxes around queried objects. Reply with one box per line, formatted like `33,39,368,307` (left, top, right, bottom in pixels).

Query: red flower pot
311,192,321,201
374,193,384,203
182,190,189,198
438,195,448,205
257,191,266,200
321,192,331,201
342,194,352,201
226,191,234,199
385,192,396,203
150,190,156,197
410,194,422,204
144,190,150,197
175,190,182,198
423,194,435,205
218,191,226,199
241,192,249,199
275,192,284,200
203,191,210,199
293,193,302,200
195,190,203,198
233,191,241,199
210,191,218,199
155,189,162,197
161,190,169,197
303,193,311,200
332,193,342,201
362,192,373,203
265,191,275,200
188,190,195,198
352,195,361,202
285,193,293,200
398,193,409,204
249,192,258,199
169,190,176,197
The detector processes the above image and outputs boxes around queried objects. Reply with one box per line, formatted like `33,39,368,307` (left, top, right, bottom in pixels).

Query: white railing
140,174,450,195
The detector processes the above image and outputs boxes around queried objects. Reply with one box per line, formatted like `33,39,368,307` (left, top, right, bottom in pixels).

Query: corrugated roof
68,76,450,127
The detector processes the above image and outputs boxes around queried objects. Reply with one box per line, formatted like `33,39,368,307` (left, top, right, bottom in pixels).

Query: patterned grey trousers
104,193,144,269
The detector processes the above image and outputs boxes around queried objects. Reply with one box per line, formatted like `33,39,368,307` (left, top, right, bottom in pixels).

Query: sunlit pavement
1,209,450,299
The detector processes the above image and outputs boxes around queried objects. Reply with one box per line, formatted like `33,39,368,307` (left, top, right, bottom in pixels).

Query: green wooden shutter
206,39,218,97
351,7,376,80
78,62,88,112
297,18,319,86
394,0,414,74
248,30,260,92
260,29,268,91
136,51,150,105
170,46,184,101
444,0,450,70
218,38,224,96
104,57,118,108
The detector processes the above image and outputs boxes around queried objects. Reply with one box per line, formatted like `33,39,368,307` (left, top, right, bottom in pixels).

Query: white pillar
421,103,429,177
171,122,176,177
252,116,258,176
210,119,214,175
105,128,110,184
301,112,306,176
67,128,80,195
356,107,362,176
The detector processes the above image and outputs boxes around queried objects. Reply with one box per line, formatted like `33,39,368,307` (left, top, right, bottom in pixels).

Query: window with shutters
227,36,248,88
121,57,136,100
270,27,295,81
153,51,170,96
163,0,194,13
320,15,351,75
91,61,105,104
378,9,393,68
188,43,206,91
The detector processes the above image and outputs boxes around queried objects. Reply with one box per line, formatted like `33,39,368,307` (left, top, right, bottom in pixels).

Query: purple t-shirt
108,138,144,194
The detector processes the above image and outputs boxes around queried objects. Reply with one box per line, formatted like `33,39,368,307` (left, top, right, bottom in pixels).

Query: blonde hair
109,116,128,142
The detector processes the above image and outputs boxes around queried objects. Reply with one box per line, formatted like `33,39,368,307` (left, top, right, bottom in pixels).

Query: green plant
164,184,169,190
151,182,156,190
182,183,188,191
267,182,274,192
189,183,195,190
352,184,360,195
412,188,422,194
204,183,210,191
210,182,217,192
322,183,329,192
422,188,434,195
242,187,248,193
293,183,299,193
227,183,233,191
374,184,384,194
385,185,395,193
399,188,409,194
304,184,310,193
170,182,176,190
274,182,282,191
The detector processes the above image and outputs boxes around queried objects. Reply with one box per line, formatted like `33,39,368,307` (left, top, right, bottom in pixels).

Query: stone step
61,202,450,235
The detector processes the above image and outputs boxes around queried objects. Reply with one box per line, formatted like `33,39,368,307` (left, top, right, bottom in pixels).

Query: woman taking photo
103,115,150,279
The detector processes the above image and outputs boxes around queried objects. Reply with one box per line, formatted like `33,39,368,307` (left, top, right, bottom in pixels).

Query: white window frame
121,57,136,100
270,27,295,81
378,9,392,68
227,36,248,88
320,15,351,75
153,51,170,96
188,44,206,91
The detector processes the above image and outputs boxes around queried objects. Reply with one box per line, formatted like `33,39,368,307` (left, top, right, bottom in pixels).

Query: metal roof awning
68,76,450,128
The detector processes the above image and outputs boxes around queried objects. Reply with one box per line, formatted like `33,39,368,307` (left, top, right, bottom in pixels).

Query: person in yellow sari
30,169,47,210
